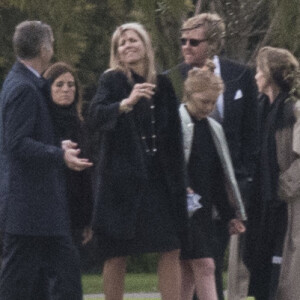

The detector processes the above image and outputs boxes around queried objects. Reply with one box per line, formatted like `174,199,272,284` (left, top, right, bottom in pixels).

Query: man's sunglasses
180,38,208,47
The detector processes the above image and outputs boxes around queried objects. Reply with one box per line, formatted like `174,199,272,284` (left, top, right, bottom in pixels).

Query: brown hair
256,46,300,97
43,62,83,118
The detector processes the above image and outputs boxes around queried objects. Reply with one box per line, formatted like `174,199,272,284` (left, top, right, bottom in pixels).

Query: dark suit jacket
166,57,258,204
0,61,70,236
87,70,188,240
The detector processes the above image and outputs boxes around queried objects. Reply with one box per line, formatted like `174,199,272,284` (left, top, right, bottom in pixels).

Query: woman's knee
104,256,127,271
191,258,216,276
159,249,180,261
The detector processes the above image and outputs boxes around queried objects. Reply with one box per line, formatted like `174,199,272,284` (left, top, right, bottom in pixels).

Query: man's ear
40,45,47,58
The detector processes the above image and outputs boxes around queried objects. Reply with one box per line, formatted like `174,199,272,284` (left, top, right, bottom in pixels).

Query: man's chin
184,56,195,64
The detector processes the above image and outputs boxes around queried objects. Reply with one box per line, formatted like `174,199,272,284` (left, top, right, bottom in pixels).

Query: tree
192,0,300,64
0,0,299,97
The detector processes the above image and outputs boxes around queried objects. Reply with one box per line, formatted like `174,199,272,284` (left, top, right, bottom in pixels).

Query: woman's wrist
119,98,133,113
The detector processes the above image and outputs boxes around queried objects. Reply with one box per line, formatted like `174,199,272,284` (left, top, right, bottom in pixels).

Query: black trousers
0,233,82,300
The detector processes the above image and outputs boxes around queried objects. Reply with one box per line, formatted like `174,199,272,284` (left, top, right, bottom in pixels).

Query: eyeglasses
180,38,208,47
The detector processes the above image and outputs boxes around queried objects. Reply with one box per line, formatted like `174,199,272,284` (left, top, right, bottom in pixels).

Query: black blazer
87,70,188,240
166,57,258,203
0,61,70,236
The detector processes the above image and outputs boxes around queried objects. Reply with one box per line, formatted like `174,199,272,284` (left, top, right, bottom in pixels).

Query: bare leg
158,249,181,300
180,259,196,300
103,256,127,300
192,258,218,300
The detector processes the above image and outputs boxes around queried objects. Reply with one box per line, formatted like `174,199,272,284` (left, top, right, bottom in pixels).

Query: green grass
82,273,255,299
84,298,159,300
82,273,158,294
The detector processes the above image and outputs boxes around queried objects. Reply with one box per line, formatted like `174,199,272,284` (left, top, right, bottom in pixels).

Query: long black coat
88,70,188,240
0,61,70,236
245,93,292,300
49,104,93,231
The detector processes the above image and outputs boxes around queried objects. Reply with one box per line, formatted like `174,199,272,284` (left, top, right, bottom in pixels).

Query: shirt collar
23,64,41,78
213,55,221,76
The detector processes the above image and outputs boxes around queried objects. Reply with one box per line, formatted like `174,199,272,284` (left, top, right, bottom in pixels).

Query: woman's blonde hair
256,46,300,100
183,60,224,103
109,22,156,84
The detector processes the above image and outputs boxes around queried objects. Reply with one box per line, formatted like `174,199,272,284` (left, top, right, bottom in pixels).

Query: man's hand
228,219,246,235
63,148,93,171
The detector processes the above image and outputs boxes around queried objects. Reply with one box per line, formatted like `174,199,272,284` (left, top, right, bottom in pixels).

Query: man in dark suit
166,13,258,300
0,21,93,299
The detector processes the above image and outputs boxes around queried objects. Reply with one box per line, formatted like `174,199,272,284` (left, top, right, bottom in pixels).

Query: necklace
140,99,157,156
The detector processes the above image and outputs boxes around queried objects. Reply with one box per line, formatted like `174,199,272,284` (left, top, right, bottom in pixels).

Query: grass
84,298,159,300
82,273,158,294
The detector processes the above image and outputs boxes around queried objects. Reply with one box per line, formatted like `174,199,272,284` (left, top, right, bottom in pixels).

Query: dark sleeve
161,75,187,192
87,71,124,132
159,75,188,237
3,85,64,164
78,169,93,227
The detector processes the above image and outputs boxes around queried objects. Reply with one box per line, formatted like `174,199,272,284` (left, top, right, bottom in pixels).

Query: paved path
85,293,160,299
85,291,228,299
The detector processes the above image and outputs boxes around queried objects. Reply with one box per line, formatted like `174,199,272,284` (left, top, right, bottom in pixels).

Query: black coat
49,102,93,231
245,93,292,299
88,70,188,240
0,61,70,236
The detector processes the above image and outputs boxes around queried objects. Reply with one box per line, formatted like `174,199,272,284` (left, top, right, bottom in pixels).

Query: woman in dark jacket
87,23,188,300
245,47,300,300
44,62,93,243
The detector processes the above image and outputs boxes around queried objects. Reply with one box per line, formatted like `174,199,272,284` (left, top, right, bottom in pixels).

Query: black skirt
181,206,217,259
96,176,181,260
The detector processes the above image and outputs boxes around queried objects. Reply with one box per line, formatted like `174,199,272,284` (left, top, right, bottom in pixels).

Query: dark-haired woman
44,61,93,244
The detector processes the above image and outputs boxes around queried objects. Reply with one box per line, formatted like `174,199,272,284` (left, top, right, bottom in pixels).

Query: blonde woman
179,63,246,300
87,23,188,300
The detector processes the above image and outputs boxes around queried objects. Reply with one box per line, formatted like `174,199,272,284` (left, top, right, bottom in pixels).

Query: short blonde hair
110,22,156,84
181,13,225,56
183,60,224,103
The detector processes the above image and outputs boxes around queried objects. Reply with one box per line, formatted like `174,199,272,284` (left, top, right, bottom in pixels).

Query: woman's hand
128,82,156,104
82,226,94,245
119,83,156,113
228,219,246,235
186,186,194,194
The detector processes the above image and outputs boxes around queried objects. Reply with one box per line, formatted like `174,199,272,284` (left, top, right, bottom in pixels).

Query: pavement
84,291,228,299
